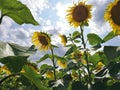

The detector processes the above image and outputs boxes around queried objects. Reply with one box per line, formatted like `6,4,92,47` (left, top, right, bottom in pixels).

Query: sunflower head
59,34,67,46
71,70,79,80
44,71,54,79
32,32,51,50
72,51,83,63
66,1,92,28
57,60,67,69
0,66,11,75
104,0,120,35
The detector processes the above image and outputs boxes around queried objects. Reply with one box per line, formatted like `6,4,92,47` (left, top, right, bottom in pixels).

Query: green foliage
88,52,108,65
0,56,27,73
37,54,52,63
104,46,120,61
72,31,81,40
103,31,117,42
64,45,77,56
87,33,102,46
40,64,53,74
0,0,39,25
22,65,52,90
72,81,87,90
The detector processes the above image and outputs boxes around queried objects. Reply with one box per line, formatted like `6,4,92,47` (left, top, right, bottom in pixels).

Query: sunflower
66,1,92,28
57,60,67,69
32,32,51,50
0,66,11,75
59,34,67,46
71,70,79,80
104,0,120,35
44,71,54,79
72,51,83,63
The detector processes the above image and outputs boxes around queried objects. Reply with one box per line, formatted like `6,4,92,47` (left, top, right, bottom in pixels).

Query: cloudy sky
0,0,120,62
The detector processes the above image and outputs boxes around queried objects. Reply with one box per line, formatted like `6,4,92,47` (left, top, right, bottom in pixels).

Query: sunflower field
0,0,120,90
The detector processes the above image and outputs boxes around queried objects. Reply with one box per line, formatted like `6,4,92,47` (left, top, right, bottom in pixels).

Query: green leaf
110,82,120,90
74,40,80,43
37,54,52,63
72,31,81,40
0,56,27,73
40,64,53,74
92,82,107,90
57,75,72,90
104,46,120,61
91,44,101,50
64,45,77,56
88,52,108,65
0,41,37,58
52,44,59,48
0,0,39,25
108,62,120,79
22,65,51,90
72,81,87,90
103,31,117,43
87,33,102,46
54,55,66,61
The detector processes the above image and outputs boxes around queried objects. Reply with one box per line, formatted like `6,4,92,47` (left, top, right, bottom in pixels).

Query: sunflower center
73,5,88,22
111,1,120,26
38,36,48,45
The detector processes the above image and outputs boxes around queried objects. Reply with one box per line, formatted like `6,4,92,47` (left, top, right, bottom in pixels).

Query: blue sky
0,0,120,62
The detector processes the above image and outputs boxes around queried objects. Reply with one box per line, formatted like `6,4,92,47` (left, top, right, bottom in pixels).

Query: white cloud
55,2,68,20
20,0,49,22
86,0,114,35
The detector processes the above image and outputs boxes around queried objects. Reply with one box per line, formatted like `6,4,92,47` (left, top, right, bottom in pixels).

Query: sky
0,0,120,62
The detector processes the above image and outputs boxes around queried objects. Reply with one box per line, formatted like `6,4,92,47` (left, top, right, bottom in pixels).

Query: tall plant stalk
50,47,57,90
80,26,92,90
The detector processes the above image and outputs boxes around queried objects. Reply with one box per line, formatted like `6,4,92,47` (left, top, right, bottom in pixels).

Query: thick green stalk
80,26,92,89
50,47,57,90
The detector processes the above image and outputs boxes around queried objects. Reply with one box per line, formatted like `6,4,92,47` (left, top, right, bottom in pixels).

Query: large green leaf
72,31,81,40
72,81,87,90
92,82,107,90
0,41,37,58
0,0,39,25
87,33,102,46
37,54,52,63
104,46,120,61
64,45,77,56
108,62,120,79
0,56,28,73
40,64,53,74
103,31,117,43
110,82,120,90
88,52,108,65
22,65,51,90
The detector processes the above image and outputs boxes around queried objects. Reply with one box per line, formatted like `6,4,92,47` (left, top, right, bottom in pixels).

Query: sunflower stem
80,26,92,90
0,14,4,24
50,47,57,90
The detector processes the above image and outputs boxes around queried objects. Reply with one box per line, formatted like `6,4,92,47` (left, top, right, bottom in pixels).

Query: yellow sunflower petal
104,0,120,35
59,34,67,46
32,32,51,50
44,71,54,79
66,1,92,28
57,60,67,69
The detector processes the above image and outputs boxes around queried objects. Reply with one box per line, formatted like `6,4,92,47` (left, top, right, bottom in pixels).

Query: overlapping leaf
0,0,39,25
